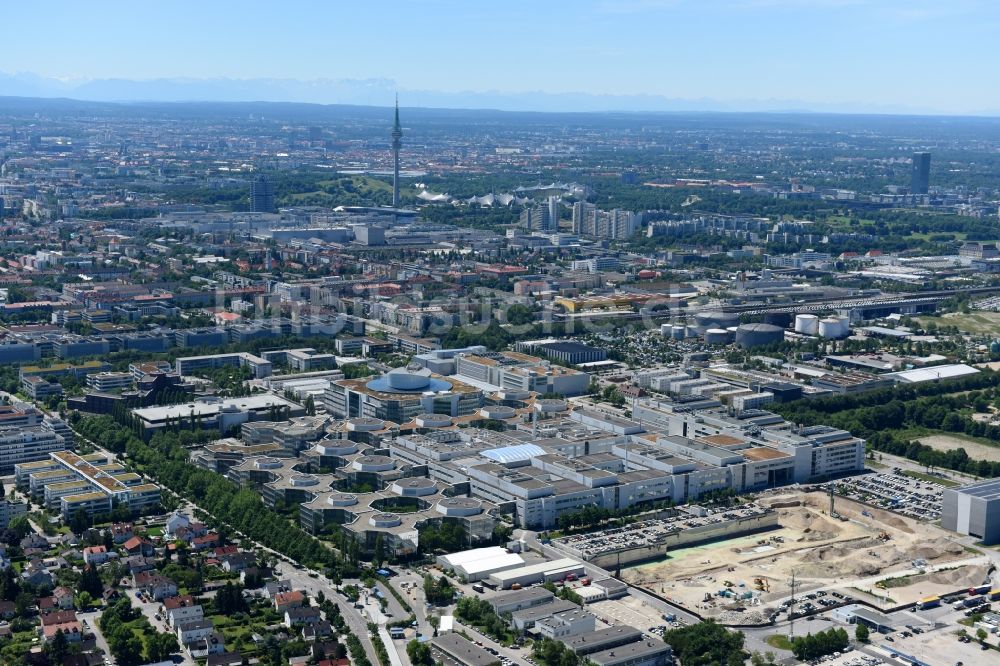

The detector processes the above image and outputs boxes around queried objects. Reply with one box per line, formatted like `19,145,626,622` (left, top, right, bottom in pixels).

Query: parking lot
830,471,943,521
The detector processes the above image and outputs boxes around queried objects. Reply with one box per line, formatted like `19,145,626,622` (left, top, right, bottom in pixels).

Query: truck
472,583,484,594
962,595,984,608
915,596,940,610
970,585,992,596
662,613,677,622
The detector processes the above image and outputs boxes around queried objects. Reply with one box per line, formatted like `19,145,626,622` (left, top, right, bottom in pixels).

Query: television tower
391,94,403,208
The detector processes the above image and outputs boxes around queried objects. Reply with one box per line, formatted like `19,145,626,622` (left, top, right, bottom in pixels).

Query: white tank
671,325,686,340
660,324,672,336
818,318,841,339
835,315,851,337
794,314,819,335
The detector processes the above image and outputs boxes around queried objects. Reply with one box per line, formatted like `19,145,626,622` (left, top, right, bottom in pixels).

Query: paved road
78,609,114,665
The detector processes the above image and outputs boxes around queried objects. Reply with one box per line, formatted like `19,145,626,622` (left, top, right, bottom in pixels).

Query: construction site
619,488,979,625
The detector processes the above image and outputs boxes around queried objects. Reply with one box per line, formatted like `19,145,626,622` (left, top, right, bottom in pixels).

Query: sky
2,0,999,114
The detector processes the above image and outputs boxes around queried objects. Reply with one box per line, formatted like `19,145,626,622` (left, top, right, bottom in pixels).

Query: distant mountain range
0,71,986,116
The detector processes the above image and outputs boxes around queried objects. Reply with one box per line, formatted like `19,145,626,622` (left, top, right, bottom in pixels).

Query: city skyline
1,0,998,115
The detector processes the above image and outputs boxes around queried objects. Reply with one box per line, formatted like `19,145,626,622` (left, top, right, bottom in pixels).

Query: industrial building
454,350,590,396
174,352,273,379
437,547,525,582
430,633,500,666
942,479,1000,545
323,365,483,421
132,395,304,437
486,557,584,589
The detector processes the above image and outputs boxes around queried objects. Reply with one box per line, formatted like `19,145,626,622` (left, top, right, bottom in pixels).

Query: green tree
373,533,385,569
406,639,433,666
69,508,90,534
855,623,869,642
144,632,179,662
47,628,68,664
79,565,103,597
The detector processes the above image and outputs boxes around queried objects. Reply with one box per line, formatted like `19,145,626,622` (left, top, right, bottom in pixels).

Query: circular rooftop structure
415,413,452,428
535,399,567,413
254,457,283,470
495,389,532,402
352,454,395,473
435,497,483,517
326,493,358,507
480,406,516,420
391,477,437,497
315,441,359,457
365,365,452,394
369,512,401,528
347,417,386,432
289,474,319,487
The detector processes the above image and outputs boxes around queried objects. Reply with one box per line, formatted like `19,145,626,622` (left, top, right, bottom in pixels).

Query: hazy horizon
3,0,999,116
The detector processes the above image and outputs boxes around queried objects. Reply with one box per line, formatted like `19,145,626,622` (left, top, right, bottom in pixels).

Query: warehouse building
437,546,525,582
486,557,584,589
430,633,500,666
942,479,1000,545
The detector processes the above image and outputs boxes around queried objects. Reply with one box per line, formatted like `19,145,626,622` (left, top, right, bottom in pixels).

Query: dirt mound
779,509,843,536
913,538,964,561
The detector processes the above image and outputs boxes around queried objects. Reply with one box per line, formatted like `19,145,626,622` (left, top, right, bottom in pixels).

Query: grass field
766,635,793,650
915,311,1000,335
901,470,959,487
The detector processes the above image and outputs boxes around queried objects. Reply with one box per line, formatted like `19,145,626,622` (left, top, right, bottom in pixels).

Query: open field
620,490,974,622
916,311,1000,335
918,433,1000,463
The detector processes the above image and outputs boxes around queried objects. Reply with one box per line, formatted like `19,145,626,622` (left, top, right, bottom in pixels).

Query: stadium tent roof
481,443,546,464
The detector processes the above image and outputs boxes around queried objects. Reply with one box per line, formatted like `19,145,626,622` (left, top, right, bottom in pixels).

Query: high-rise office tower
250,174,275,213
911,152,931,194
519,206,551,231
391,96,403,208
547,195,560,231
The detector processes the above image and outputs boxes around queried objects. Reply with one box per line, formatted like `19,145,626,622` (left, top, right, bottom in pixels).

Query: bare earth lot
918,433,1000,463
621,491,976,622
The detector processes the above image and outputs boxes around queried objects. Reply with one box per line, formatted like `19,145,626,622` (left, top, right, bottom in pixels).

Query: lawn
900,470,959,487
915,311,1000,335
765,634,793,650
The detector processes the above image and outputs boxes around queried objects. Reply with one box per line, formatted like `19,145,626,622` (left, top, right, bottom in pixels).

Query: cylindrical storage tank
795,314,819,335
735,323,785,349
671,325,686,340
818,318,840,339
694,311,740,333
704,328,732,345
835,315,851,337
660,324,673,336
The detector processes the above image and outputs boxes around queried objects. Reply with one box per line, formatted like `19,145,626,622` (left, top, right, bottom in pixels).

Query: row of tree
790,627,850,661
77,415,341,571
